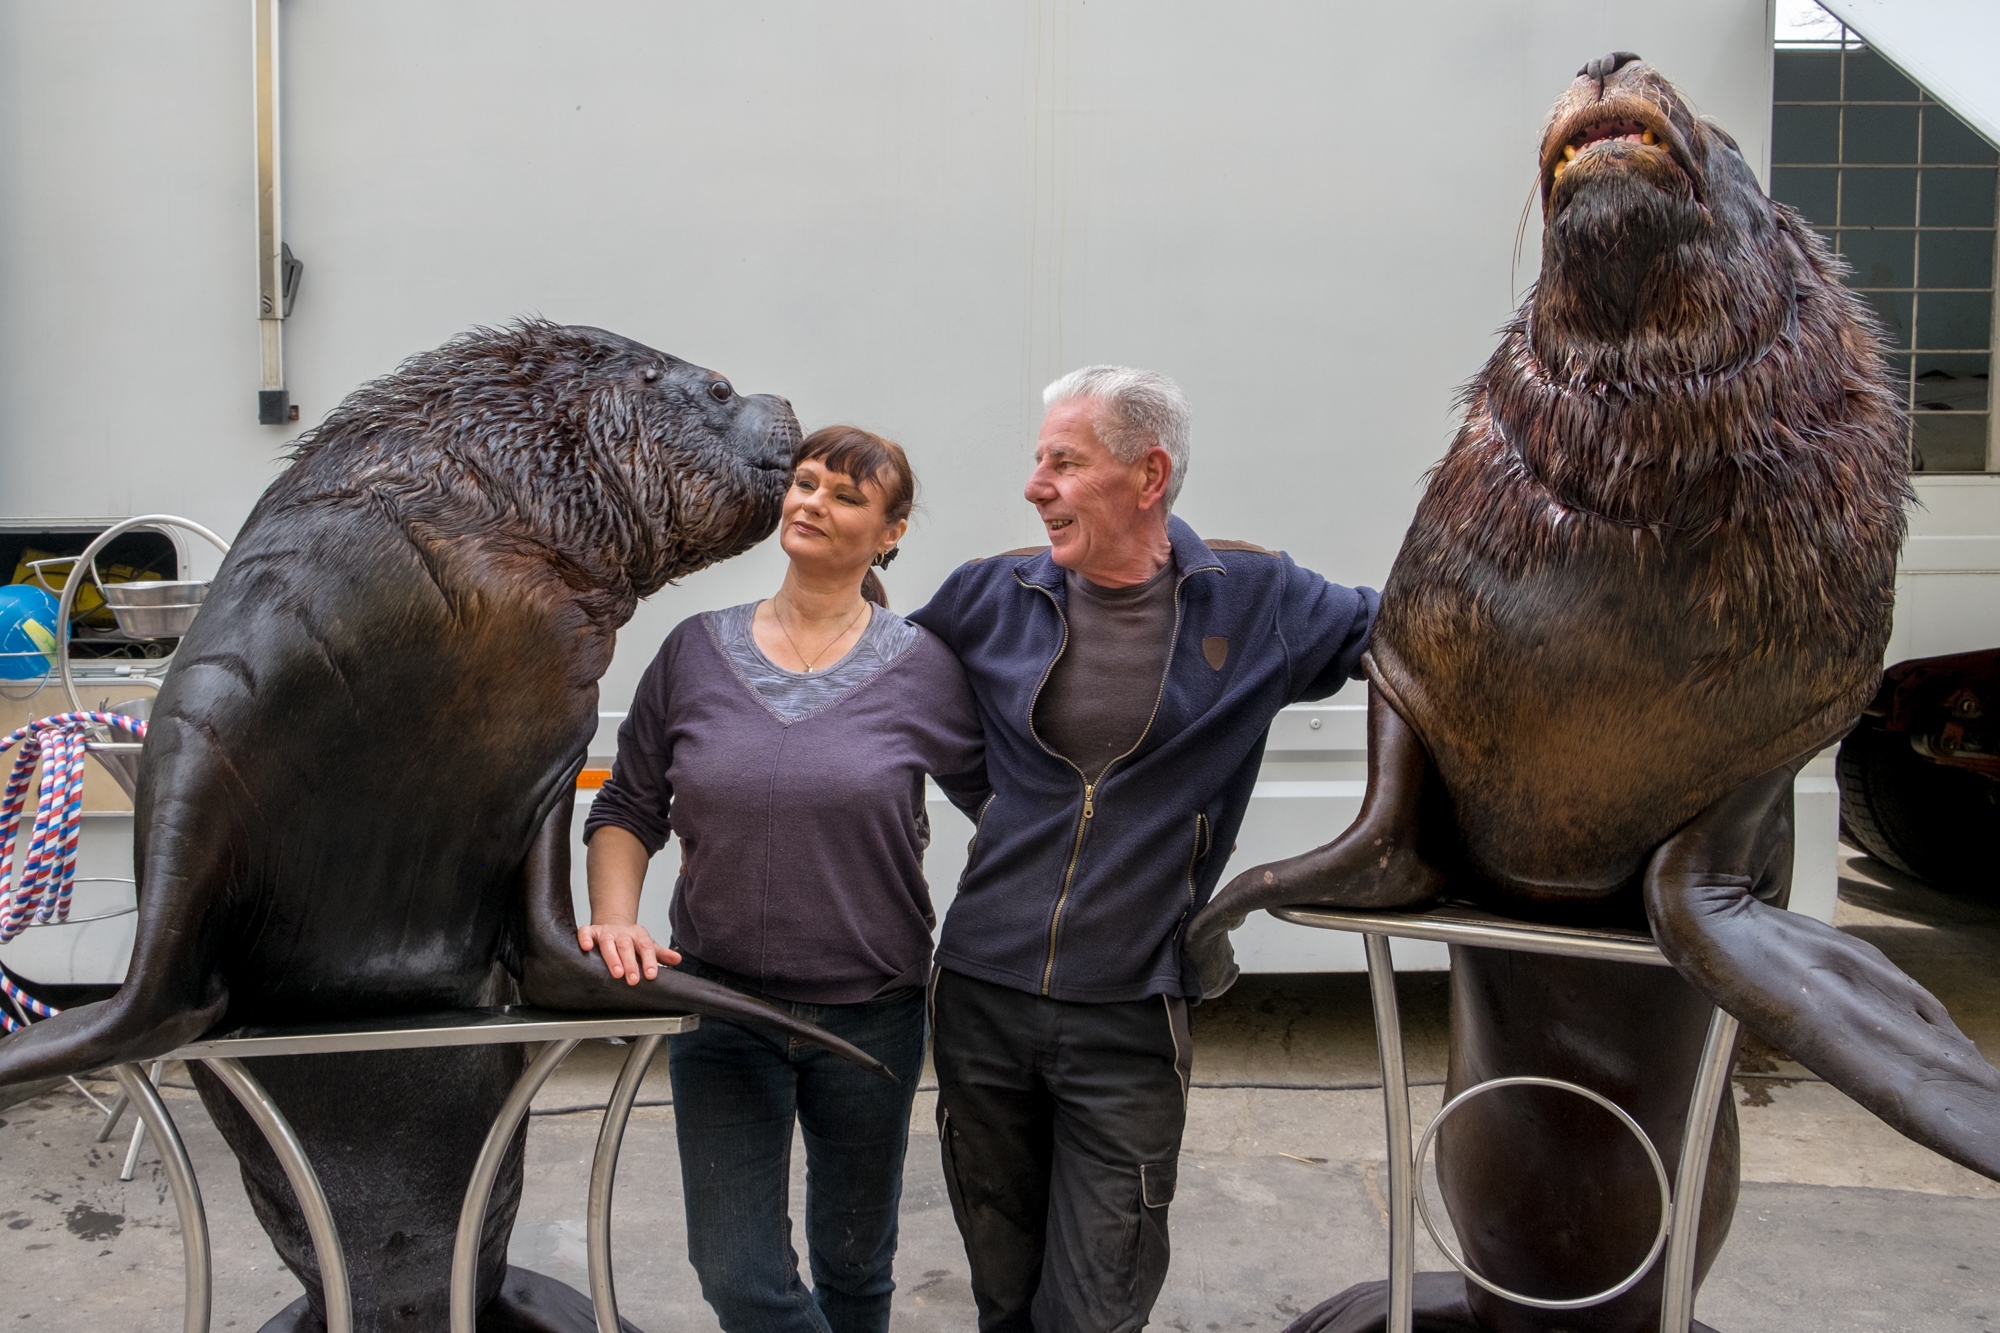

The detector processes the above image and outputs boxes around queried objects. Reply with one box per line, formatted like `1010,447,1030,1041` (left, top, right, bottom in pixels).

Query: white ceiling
1818,0,2000,149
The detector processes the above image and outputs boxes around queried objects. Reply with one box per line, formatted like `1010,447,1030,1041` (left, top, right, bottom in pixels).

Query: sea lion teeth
1562,144,1578,161
1641,127,1657,145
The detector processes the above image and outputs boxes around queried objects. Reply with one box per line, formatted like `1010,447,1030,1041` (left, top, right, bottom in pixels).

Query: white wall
3,1,1812,974
1,0,1775,708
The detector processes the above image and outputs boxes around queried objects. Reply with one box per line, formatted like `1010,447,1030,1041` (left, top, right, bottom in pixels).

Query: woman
579,425,985,1333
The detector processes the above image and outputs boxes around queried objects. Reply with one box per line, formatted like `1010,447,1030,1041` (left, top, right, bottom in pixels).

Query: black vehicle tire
1837,724,2000,894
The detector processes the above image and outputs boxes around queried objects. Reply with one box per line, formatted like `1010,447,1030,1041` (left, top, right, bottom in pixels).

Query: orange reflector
577,768,612,790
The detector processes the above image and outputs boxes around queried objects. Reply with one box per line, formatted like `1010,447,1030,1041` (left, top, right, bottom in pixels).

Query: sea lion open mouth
1540,80,1700,208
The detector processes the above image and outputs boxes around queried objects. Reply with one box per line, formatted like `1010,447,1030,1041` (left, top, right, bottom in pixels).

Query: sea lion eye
708,379,734,403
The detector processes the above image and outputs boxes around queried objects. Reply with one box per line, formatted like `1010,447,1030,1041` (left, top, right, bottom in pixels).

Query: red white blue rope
0,712,145,1033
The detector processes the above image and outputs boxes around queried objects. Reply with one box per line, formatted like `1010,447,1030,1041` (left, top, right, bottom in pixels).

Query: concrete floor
2,847,1995,1330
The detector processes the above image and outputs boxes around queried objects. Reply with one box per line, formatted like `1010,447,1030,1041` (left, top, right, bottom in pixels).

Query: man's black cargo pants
931,967,1195,1333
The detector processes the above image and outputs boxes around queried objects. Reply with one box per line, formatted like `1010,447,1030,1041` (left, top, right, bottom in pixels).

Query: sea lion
0,321,889,1332
1190,54,2000,1332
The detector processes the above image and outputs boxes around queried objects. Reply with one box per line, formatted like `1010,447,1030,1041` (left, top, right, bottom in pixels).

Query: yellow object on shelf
11,550,163,627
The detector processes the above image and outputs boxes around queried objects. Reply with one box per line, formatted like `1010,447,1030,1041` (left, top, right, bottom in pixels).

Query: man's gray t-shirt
1032,561,1178,782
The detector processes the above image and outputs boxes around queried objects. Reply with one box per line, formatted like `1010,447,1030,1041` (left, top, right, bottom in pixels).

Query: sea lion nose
1580,51,1642,82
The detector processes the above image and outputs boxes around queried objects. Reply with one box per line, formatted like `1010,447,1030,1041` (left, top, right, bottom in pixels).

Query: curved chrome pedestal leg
1362,935,1416,1333
1658,1007,1741,1332
587,1034,663,1333
449,1039,581,1333
112,1061,212,1333
199,1056,353,1333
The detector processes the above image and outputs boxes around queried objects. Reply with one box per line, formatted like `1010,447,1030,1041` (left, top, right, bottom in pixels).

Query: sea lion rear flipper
0,971,227,1093
512,783,895,1081
1645,764,2000,1182
0,732,232,1090
1187,682,1446,992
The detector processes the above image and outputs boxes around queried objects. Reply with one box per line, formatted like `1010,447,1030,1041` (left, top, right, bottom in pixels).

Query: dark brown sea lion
1191,53,2000,1333
0,321,888,1332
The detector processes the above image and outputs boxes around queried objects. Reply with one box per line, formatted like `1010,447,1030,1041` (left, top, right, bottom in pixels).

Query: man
910,366,1377,1331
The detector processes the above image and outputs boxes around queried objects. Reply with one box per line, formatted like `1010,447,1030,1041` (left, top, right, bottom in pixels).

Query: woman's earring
873,546,899,570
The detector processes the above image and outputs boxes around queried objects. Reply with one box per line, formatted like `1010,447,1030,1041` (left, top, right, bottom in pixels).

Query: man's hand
576,920,682,985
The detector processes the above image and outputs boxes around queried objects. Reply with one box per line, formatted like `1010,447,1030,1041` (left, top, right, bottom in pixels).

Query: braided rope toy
0,711,146,1032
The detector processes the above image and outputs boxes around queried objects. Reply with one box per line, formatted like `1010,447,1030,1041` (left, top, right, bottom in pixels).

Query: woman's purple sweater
583,607,988,1003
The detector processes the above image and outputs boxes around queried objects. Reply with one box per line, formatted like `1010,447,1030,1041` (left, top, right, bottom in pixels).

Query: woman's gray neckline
706,600,923,725
750,600,876,678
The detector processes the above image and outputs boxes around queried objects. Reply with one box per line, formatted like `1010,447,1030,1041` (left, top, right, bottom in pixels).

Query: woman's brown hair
793,425,916,608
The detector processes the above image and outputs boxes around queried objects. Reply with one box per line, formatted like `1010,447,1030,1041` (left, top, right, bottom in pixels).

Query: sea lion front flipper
1187,682,1447,992
511,783,894,1081
1645,764,2000,1182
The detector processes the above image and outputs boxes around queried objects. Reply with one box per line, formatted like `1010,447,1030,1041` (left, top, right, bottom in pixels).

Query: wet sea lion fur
0,321,888,1332
1193,54,2000,1333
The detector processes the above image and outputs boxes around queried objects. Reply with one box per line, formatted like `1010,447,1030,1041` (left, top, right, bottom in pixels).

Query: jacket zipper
959,793,997,883
1020,563,1208,996
1173,811,1211,941
1186,812,1210,911
1018,574,1089,994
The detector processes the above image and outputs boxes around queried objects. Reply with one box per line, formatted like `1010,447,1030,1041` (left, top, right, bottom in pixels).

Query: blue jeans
667,966,927,1333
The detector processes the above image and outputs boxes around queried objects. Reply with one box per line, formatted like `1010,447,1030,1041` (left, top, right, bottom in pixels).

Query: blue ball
0,584,67,680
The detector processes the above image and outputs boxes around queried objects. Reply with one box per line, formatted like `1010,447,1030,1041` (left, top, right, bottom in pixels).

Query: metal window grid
1772,28,2000,473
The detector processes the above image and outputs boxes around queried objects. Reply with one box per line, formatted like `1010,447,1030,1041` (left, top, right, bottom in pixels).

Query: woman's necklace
772,595,868,672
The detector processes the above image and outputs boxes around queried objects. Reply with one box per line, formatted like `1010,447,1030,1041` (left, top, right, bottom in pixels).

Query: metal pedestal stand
115,1006,698,1333
1268,905,1740,1333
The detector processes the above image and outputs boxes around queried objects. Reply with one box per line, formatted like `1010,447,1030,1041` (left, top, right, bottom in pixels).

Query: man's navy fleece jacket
909,516,1378,1003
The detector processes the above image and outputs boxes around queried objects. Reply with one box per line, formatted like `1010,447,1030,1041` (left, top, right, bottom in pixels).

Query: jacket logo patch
1202,636,1228,671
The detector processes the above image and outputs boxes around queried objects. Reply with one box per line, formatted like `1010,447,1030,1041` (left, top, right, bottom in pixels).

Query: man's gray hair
1043,365,1192,510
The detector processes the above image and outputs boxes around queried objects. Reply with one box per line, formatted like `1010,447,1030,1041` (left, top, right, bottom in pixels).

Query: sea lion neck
1448,205,1910,663
1486,308,1794,533
1527,195,1800,389
278,416,657,634
270,320,795,636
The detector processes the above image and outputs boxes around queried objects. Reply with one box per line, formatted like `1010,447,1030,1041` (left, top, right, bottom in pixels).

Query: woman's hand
577,920,682,985
581,825,675,984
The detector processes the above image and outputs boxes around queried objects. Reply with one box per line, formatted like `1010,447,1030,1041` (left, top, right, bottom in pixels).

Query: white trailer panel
0,1,1963,975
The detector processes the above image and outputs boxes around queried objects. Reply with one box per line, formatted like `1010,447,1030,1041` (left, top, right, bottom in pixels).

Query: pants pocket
1129,1159,1176,1326
937,1107,972,1226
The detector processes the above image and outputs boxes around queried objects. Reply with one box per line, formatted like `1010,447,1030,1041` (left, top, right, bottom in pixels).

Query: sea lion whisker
1511,174,1541,300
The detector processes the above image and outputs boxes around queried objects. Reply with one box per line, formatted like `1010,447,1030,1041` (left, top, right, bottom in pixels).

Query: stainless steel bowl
99,579,209,639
